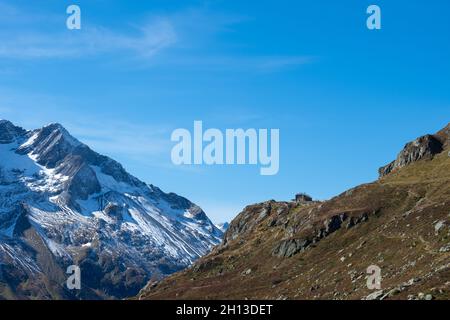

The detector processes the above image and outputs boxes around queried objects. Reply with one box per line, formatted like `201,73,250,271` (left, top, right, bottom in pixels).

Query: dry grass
139,149,450,300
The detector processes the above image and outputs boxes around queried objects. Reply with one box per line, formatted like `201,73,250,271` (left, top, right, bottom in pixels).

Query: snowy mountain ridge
0,120,222,299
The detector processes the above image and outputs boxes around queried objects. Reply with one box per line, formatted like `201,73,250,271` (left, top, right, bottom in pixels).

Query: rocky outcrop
379,134,443,177
379,123,449,177
18,123,81,168
272,238,311,258
435,123,450,149
272,211,370,258
66,162,101,201
223,201,290,245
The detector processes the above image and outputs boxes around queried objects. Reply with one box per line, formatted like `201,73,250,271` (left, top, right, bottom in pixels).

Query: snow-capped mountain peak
0,120,222,299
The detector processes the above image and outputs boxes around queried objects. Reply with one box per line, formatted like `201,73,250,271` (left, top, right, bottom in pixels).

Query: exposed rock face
272,238,311,258
379,124,449,177
272,211,372,258
0,120,27,144
379,135,442,177
222,201,286,245
0,120,223,300
435,123,450,149
138,123,450,300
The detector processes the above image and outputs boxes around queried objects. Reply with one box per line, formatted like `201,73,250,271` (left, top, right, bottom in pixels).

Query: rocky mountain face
379,124,449,177
139,123,450,300
0,120,222,299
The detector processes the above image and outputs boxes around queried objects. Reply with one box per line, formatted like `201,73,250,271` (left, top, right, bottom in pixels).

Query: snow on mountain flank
0,120,223,299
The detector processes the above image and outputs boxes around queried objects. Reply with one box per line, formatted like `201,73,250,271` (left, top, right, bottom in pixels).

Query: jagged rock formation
0,120,222,299
379,124,450,177
138,123,450,300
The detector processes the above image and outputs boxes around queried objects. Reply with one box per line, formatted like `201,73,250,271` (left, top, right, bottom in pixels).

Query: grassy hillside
138,125,450,300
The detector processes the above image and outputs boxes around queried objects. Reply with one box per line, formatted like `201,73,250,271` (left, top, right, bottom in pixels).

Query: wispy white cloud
0,4,232,60
0,3,313,72
0,18,177,59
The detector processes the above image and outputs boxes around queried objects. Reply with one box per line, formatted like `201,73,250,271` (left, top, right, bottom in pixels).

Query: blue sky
1,0,449,223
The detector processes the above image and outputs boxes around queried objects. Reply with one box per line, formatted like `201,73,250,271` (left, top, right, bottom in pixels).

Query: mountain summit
0,120,222,299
